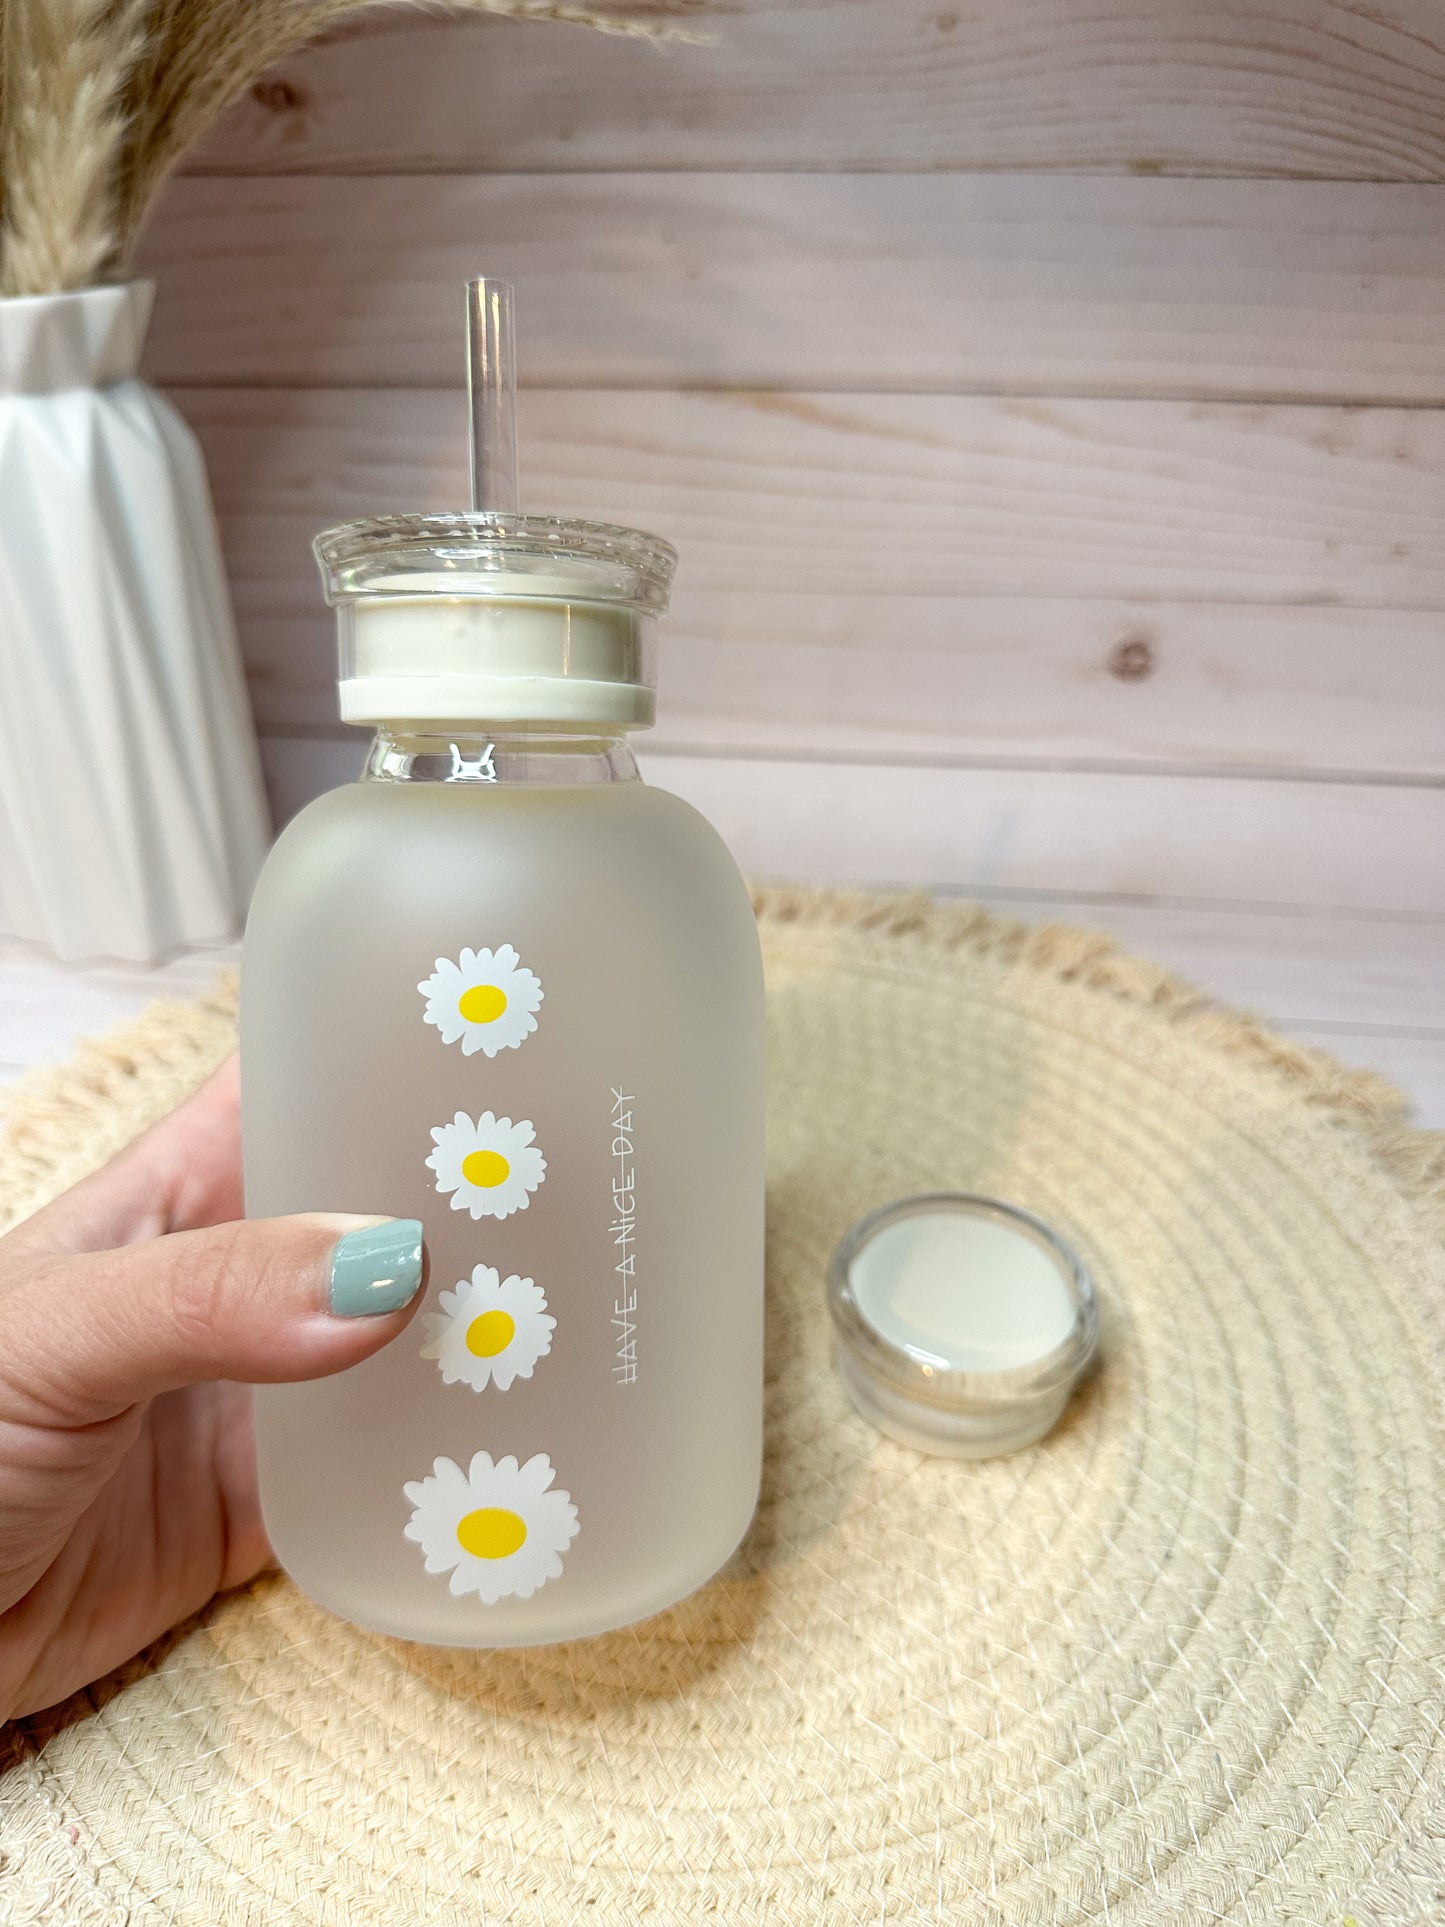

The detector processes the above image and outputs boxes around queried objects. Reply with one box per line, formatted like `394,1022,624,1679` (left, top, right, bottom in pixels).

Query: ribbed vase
0,281,269,961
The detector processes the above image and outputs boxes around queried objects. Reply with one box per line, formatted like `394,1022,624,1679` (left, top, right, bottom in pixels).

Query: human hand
0,1055,424,1720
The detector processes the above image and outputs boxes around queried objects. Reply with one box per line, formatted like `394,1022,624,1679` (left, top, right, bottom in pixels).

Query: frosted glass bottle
243,514,765,1646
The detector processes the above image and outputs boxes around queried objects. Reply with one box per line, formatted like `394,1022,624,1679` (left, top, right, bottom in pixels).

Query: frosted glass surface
850,1211,1075,1372
244,777,764,1647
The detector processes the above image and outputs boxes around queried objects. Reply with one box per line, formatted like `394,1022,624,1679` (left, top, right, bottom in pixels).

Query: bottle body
243,746,764,1645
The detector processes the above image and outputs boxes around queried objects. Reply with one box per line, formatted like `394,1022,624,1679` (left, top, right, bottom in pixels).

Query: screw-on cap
828,1194,1098,1458
314,512,677,728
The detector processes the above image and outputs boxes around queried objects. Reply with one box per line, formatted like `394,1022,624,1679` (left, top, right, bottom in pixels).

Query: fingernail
329,1219,425,1317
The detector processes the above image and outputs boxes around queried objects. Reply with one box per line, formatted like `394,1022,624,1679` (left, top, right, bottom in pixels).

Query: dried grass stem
0,0,703,297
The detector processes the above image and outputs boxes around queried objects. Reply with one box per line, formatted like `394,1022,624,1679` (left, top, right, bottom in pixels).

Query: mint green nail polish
329,1219,424,1317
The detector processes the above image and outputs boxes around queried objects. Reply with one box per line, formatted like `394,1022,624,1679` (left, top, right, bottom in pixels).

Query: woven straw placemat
1,889,1443,1926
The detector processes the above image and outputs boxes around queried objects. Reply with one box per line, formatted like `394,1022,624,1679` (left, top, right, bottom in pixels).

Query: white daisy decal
418,945,544,1057
426,1111,545,1220
421,1265,555,1393
403,1451,579,1602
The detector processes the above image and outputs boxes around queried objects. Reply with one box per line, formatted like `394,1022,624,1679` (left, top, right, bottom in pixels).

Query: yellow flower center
465,1309,516,1358
457,1507,527,1560
458,983,508,1024
462,1149,510,1188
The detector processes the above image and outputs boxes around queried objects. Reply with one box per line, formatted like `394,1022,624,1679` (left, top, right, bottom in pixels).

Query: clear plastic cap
314,512,676,728
828,1194,1098,1458
313,280,677,729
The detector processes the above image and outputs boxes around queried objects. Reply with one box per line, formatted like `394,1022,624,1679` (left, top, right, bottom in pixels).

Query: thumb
0,1215,426,1427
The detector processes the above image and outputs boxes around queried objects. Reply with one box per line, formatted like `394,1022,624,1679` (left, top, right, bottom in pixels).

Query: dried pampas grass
0,0,144,294
0,0,703,298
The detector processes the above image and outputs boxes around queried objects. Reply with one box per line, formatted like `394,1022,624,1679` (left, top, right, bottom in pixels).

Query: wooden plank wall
135,0,1445,913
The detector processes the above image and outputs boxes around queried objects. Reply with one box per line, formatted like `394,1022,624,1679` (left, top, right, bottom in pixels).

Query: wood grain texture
982,901,1445,1034
258,734,1445,915
241,593,1445,780
136,174,1445,403
180,384,1445,610
136,0,1445,932
187,1,1445,181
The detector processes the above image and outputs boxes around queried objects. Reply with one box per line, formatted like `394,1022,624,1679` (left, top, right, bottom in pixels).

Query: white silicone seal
337,581,651,726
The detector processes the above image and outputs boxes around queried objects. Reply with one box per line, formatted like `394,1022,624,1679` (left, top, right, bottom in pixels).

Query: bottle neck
360,727,640,787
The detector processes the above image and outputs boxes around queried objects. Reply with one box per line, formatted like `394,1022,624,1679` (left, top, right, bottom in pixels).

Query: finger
6,1056,244,1264
0,1214,426,1428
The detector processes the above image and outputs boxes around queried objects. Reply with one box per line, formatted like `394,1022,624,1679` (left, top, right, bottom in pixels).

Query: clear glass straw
466,279,519,513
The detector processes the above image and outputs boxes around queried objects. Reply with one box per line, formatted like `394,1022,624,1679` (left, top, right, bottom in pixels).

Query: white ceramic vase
0,281,270,961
